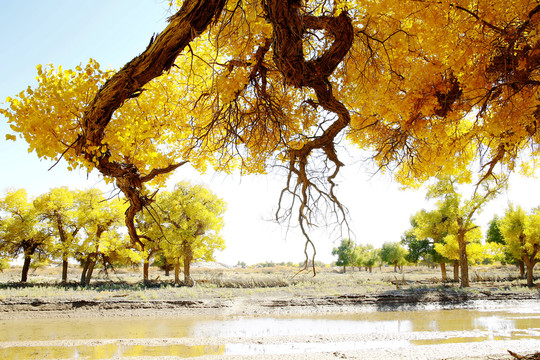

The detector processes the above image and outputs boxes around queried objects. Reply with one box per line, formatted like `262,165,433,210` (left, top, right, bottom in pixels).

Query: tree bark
525,262,535,287
80,255,96,286
174,262,181,285
523,254,538,287
453,261,460,282
518,260,526,279
85,259,96,286
62,258,69,283
440,262,447,281
21,255,32,283
143,259,150,284
183,242,194,287
393,260,398,273
457,231,469,287
81,258,90,285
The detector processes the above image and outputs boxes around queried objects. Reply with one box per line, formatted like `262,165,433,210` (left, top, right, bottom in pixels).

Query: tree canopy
3,0,540,266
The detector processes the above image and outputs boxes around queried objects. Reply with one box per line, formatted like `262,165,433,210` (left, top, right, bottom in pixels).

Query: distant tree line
333,177,539,288
0,183,225,286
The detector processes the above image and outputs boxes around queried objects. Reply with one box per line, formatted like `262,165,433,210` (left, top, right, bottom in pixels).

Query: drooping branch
80,0,227,146
74,0,226,247
263,0,354,272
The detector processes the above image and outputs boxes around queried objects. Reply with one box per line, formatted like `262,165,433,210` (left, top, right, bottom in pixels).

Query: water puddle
1,301,539,359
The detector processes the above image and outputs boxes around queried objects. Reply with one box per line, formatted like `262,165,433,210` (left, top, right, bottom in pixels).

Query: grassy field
0,263,537,303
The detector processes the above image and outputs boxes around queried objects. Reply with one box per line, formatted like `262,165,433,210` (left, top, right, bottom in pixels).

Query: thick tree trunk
457,232,469,287
440,262,447,281
143,259,150,284
81,258,90,285
21,255,32,283
184,260,193,287
523,255,537,287
368,266,372,273
393,260,398,273
525,263,535,287
183,242,194,286
81,256,96,286
86,260,96,286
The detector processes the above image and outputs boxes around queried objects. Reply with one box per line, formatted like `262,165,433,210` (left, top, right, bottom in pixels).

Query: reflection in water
1,301,539,359
1,344,225,360
225,340,411,355
190,318,413,338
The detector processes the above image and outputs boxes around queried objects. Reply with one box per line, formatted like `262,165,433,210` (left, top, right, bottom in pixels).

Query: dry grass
0,264,536,302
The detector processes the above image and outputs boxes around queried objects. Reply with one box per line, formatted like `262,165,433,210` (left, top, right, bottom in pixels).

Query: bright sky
2,1,540,265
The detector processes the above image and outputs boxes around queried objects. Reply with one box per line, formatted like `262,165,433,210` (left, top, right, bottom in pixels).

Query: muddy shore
1,289,539,360
0,287,539,317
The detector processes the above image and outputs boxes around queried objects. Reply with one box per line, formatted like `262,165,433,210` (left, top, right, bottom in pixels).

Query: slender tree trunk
368,266,372,273
21,255,32,283
343,265,346,273
163,257,170,276
440,262,447,281
174,262,181,285
62,258,69,283
393,260,398,273
518,261,525,279
453,261,460,282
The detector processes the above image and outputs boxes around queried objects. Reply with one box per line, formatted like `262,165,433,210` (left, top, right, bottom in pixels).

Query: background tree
434,229,485,281
0,189,50,282
499,205,540,287
354,244,380,273
152,182,226,286
332,239,356,273
77,189,137,286
380,242,408,272
135,208,165,283
486,215,522,273
33,187,82,283
410,209,452,280
401,226,432,265
425,175,504,287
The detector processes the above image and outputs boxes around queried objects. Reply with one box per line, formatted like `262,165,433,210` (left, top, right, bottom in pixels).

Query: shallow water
2,300,539,359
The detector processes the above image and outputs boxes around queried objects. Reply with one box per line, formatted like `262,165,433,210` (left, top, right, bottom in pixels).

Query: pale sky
2,1,540,265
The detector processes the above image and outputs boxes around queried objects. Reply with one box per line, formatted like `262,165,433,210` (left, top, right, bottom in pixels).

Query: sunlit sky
1,1,540,265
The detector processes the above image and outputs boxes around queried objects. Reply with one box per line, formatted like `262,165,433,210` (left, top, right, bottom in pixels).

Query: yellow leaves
5,134,16,141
